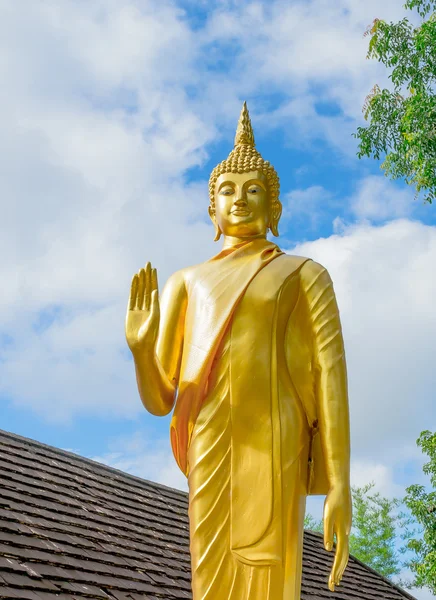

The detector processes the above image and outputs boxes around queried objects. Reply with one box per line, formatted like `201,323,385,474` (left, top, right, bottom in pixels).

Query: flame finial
234,101,255,147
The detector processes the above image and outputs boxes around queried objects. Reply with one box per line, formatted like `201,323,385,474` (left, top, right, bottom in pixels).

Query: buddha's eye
220,187,234,196
248,187,259,194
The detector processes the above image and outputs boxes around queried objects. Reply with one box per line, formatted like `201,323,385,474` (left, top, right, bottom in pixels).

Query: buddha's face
211,171,270,238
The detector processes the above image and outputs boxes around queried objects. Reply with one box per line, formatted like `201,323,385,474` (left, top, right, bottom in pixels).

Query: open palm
125,262,160,354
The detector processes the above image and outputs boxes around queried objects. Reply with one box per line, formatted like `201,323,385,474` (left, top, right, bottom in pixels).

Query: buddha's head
208,102,282,241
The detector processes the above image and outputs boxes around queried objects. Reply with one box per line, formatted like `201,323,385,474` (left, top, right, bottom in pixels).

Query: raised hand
125,262,160,355
324,485,352,592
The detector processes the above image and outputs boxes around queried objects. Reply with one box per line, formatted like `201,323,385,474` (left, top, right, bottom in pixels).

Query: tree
354,0,436,204
404,430,436,594
349,483,404,580
305,483,409,581
304,512,323,533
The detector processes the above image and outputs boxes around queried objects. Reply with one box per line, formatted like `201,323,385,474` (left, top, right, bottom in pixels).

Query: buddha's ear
269,200,282,237
208,205,222,242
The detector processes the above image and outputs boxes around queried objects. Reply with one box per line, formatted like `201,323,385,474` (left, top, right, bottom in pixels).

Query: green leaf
354,4,436,204
404,431,436,594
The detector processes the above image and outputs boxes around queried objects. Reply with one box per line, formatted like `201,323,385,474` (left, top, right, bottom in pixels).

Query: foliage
354,0,436,204
349,483,405,579
305,483,411,581
403,430,436,594
304,513,323,533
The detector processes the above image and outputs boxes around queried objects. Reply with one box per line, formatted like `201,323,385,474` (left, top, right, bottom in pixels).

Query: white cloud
283,185,332,230
350,459,403,498
288,219,436,469
0,0,219,420
284,176,421,238
91,431,188,491
1,0,433,449
351,176,416,221
200,0,409,153
409,586,435,600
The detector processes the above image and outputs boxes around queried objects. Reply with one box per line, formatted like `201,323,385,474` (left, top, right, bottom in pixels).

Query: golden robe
169,239,348,600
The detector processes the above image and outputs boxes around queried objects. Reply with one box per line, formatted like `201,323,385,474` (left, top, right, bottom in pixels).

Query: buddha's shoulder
163,262,203,292
276,253,313,271
279,254,329,279
278,253,310,269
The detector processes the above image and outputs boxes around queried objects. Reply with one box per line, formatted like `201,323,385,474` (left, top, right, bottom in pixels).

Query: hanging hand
324,484,352,592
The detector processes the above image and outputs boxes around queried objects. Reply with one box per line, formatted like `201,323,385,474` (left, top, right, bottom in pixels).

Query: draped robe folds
170,238,283,477
169,238,347,592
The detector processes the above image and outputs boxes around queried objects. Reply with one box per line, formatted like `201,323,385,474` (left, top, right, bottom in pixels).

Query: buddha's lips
231,209,251,216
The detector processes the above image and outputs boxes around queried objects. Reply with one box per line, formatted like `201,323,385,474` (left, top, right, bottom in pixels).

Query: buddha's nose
234,197,247,206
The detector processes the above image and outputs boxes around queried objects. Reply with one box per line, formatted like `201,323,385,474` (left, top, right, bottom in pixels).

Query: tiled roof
0,429,416,600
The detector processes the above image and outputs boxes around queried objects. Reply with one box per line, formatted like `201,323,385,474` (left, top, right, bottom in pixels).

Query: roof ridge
0,427,188,501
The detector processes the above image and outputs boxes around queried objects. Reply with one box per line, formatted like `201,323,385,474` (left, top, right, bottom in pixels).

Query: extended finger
324,510,334,552
328,572,335,593
151,289,159,320
338,564,347,585
145,262,152,311
337,542,350,583
129,274,138,311
331,526,349,586
136,269,146,310
151,268,158,294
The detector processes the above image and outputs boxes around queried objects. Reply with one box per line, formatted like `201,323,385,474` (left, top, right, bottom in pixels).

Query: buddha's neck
222,233,267,250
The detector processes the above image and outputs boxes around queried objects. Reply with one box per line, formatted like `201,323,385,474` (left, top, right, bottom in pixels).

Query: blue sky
0,1,435,596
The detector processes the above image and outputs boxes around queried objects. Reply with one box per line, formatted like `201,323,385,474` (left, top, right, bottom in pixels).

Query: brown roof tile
0,429,416,600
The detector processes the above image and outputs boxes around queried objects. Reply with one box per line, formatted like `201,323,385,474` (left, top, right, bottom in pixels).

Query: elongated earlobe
213,223,222,242
209,205,222,242
269,200,282,237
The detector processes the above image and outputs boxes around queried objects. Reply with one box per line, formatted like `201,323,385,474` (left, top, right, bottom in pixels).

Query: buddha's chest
232,255,304,328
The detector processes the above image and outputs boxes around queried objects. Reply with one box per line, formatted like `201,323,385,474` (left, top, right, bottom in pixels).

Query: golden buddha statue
125,103,352,600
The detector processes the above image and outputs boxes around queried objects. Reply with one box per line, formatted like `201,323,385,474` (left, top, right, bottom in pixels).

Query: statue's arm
300,259,352,589
127,267,187,417
155,269,187,386
300,259,351,489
